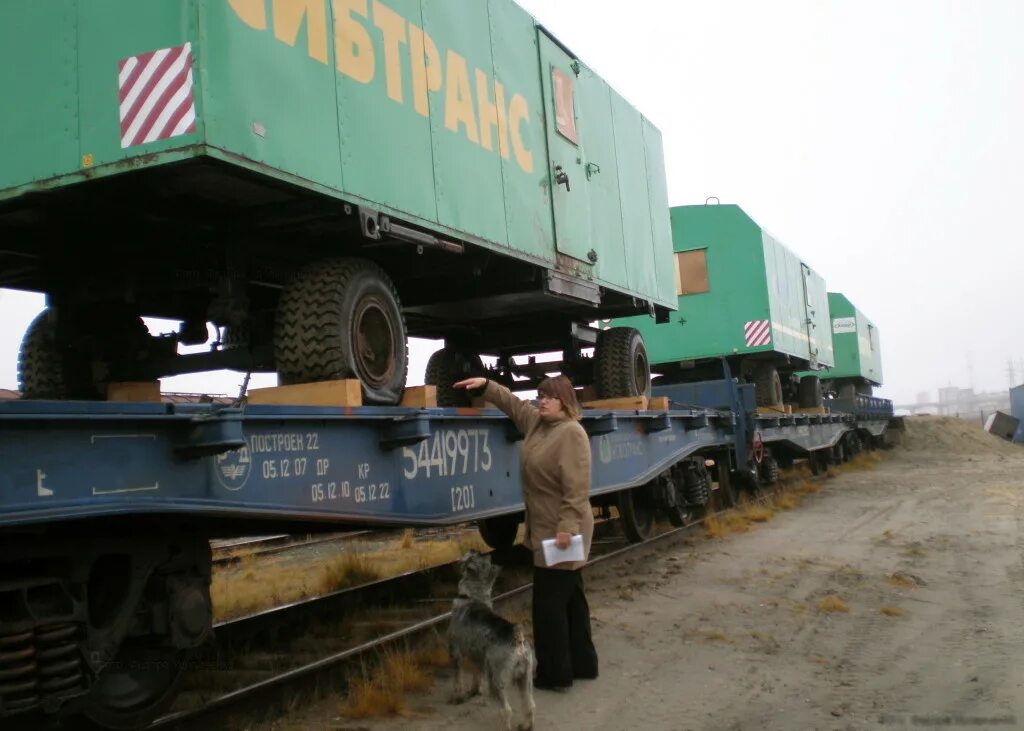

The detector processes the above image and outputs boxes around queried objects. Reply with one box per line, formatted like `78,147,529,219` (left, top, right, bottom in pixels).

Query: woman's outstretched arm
453,378,540,435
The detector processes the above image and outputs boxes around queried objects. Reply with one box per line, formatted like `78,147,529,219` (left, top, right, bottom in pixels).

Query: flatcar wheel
617,485,655,543
664,501,689,528
81,642,189,730
709,480,736,511
477,514,520,550
809,451,823,476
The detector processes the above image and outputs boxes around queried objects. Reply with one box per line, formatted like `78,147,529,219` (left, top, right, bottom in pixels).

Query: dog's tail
513,625,529,657
512,624,534,683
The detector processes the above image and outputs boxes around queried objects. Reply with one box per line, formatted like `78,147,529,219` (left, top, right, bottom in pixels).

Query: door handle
554,165,570,192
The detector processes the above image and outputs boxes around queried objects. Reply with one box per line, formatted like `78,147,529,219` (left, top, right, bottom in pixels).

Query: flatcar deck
0,388,889,531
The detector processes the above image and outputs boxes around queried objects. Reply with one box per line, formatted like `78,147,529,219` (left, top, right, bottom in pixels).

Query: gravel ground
261,417,1024,731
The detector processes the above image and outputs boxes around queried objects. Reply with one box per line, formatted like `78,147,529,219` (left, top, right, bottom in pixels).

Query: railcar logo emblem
598,435,612,464
215,444,252,491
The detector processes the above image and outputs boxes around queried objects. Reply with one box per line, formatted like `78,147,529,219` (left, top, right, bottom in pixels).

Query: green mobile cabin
0,0,674,404
613,203,833,406
805,292,883,397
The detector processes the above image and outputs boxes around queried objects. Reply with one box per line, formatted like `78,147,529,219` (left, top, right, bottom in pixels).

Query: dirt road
308,417,1024,730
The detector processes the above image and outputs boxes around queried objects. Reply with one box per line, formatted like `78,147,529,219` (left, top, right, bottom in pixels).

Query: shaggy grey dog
448,551,535,731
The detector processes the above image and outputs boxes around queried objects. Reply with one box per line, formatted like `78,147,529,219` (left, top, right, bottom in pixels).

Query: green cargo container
0,0,674,404
800,292,883,397
612,203,833,406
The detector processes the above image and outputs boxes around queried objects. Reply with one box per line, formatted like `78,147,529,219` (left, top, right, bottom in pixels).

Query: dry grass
703,514,726,539
903,544,927,558
791,479,821,495
774,493,801,510
341,673,408,719
833,451,884,474
880,606,904,617
816,595,850,614
340,646,437,719
742,504,774,523
721,511,753,533
324,552,382,590
411,638,451,669
885,573,918,589
212,530,488,621
702,630,732,642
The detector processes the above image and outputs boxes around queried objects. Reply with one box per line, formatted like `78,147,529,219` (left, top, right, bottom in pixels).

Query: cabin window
551,67,578,144
676,249,709,295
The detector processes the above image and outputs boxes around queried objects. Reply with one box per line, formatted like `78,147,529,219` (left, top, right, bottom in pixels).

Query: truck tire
425,348,485,407
838,382,857,400
18,310,68,399
798,375,823,408
594,327,651,398
274,258,408,405
753,363,784,407
19,308,152,400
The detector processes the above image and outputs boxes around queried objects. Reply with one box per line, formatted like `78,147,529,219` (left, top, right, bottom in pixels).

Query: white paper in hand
541,534,585,566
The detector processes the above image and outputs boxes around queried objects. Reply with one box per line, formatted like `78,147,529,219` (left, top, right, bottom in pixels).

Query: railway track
210,530,376,566
146,484,776,731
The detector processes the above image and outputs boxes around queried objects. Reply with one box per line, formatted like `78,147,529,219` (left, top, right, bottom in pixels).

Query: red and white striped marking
744,320,771,347
118,42,195,149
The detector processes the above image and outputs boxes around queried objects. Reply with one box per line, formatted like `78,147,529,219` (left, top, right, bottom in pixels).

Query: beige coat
483,381,594,570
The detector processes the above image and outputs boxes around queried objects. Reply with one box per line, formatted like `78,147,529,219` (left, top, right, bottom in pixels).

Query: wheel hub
352,298,396,389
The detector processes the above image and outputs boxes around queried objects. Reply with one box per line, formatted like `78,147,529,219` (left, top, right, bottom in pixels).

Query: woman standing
454,375,599,692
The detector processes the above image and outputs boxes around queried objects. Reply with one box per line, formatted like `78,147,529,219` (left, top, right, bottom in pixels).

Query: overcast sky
1,0,1021,405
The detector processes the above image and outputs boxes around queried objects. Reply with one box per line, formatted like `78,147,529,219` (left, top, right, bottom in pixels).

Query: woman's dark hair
537,375,582,420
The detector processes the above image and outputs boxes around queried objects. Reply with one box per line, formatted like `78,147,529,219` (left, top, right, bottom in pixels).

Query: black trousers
532,566,599,686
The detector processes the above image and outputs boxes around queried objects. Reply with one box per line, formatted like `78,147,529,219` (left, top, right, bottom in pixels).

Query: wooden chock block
400,385,437,408
248,379,363,407
576,385,599,403
582,395,649,411
756,405,788,416
795,406,830,415
647,396,670,411
107,381,161,402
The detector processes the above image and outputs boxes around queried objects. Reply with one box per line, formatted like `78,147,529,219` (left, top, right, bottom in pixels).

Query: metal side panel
488,0,555,262
334,0,437,221
423,0,508,246
610,92,656,297
0,1,80,191
0,400,897,530
0,403,725,529
78,0,202,168
202,0,344,192
641,117,677,309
